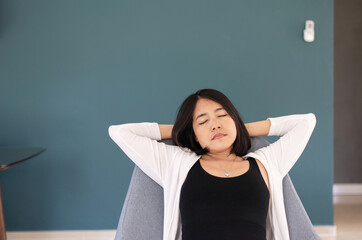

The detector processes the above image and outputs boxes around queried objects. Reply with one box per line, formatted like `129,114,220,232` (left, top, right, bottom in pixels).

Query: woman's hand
244,119,271,137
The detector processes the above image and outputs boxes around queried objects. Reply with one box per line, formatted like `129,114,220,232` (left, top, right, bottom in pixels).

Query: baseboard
314,225,337,237
333,183,362,204
333,183,362,195
7,230,117,240
7,227,335,239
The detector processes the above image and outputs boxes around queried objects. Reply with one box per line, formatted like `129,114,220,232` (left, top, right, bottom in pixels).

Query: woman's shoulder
175,145,198,157
244,151,271,173
158,140,195,153
171,145,201,163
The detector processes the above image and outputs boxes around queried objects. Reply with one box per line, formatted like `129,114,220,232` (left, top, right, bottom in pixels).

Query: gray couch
114,137,321,240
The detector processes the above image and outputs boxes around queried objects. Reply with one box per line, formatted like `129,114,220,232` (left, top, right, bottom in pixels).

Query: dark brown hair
172,88,251,156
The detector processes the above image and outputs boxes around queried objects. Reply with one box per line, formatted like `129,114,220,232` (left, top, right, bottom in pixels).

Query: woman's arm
108,122,179,187
245,119,271,137
247,113,317,177
158,124,173,139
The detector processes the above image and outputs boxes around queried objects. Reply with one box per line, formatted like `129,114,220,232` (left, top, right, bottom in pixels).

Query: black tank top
179,157,270,240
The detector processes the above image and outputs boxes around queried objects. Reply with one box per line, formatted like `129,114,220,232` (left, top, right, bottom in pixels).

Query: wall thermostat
304,20,315,42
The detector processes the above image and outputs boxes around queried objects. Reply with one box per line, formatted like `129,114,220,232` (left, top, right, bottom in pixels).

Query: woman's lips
213,134,226,140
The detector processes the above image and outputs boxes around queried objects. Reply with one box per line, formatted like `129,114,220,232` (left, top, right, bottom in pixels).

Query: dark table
0,147,46,240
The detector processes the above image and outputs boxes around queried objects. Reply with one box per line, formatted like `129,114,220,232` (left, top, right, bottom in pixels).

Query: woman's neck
203,152,238,162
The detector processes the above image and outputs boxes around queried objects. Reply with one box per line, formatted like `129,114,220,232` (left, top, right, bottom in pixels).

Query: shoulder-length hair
172,88,251,156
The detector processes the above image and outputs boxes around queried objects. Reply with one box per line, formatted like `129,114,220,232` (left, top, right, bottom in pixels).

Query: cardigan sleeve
255,113,317,177
108,122,179,187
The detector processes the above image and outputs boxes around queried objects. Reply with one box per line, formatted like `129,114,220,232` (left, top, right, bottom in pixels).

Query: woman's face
192,98,237,153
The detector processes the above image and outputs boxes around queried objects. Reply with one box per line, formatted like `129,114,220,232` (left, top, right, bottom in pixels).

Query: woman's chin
208,145,233,153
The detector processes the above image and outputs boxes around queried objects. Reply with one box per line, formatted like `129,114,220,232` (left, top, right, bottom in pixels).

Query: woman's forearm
158,120,271,140
158,124,173,139
245,119,271,137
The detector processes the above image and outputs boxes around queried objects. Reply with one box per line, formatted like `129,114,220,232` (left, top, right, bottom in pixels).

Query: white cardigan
108,113,316,240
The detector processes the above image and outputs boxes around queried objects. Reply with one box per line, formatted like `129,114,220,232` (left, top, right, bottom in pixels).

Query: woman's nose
211,121,222,130
212,125,221,130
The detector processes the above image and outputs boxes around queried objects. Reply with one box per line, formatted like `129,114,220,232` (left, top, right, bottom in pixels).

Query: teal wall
0,0,333,230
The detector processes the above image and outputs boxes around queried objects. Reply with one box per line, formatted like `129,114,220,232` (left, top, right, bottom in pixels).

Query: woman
108,88,317,240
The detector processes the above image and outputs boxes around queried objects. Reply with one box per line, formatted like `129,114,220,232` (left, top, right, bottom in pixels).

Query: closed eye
199,114,228,125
